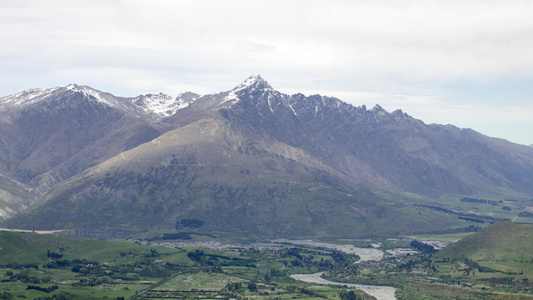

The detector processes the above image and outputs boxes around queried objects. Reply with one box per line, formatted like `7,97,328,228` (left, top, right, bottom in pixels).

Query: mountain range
1,76,532,238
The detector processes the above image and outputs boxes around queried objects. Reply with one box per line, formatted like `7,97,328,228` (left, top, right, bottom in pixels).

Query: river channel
276,239,385,262
280,240,397,300
291,272,397,300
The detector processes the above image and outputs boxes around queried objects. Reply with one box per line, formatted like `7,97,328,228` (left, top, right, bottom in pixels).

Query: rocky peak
217,75,276,108
371,104,387,114
232,75,273,92
177,92,200,105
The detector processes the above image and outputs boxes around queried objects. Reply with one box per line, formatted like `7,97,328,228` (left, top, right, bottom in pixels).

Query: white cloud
1,0,532,144
3,0,533,82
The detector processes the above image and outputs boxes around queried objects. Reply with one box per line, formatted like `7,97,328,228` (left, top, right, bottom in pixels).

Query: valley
1,222,533,299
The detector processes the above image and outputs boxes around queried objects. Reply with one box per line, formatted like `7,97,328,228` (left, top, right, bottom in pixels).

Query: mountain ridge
0,83,201,122
2,76,533,238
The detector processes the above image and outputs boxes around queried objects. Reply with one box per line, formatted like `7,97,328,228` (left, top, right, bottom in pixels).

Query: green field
0,231,377,299
2,222,533,299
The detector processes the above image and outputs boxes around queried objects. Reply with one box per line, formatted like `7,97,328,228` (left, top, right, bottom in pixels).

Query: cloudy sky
1,1,532,145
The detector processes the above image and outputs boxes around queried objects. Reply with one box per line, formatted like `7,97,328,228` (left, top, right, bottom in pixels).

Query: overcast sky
1,1,532,145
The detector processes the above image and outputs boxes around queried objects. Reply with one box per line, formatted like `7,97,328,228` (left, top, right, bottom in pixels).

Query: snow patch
0,84,111,107
64,84,117,107
0,88,54,107
0,84,193,119
372,104,388,119
231,75,272,93
267,97,274,113
288,103,298,117
220,91,240,106
131,92,199,118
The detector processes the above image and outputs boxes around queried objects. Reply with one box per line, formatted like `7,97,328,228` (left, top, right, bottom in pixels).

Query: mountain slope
9,115,466,238
6,117,392,237
0,172,31,219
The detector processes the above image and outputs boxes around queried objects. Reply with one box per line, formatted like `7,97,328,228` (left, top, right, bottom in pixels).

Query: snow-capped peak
371,104,385,112
61,84,119,107
221,75,274,106
371,104,388,117
241,75,264,86
0,84,110,108
232,75,273,92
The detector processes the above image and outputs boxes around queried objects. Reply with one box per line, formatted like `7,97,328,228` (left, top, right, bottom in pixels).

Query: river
291,272,397,300
275,239,385,262
280,240,397,300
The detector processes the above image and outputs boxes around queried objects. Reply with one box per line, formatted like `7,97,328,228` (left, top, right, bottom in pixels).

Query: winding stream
276,239,385,262
282,240,397,300
291,272,396,300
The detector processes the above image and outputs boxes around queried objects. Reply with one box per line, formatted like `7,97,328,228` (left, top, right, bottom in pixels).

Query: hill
435,221,533,262
0,230,154,265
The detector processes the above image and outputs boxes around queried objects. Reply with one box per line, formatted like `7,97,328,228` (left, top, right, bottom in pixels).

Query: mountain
2,76,533,238
173,76,533,196
10,117,401,238
0,84,200,200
